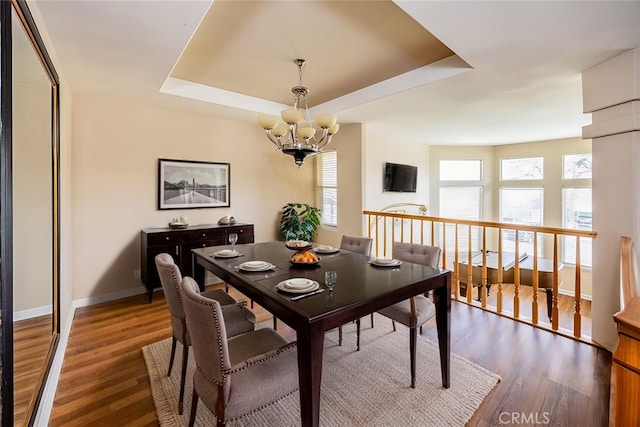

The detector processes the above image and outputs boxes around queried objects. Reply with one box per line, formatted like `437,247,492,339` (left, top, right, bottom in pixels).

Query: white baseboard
13,304,53,322
33,299,75,426
71,285,150,308
558,288,593,302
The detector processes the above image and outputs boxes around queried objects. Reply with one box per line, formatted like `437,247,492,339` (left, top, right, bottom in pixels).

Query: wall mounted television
383,162,418,192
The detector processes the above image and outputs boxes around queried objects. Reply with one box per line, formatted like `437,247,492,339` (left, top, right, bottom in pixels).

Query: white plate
214,249,240,258
243,261,268,269
371,259,402,267
314,245,339,254
283,278,314,289
276,280,319,294
239,261,274,272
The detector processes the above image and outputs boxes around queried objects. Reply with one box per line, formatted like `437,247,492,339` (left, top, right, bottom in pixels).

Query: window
501,157,543,180
562,153,592,266
563,153,592,179
440,187,483,220
440,186,483,253
440,160,482,181
439,160,483,255
500,188,543,255
317,151,337,227
499,157,544,255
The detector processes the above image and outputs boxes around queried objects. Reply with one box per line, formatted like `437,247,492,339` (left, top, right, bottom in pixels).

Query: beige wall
364,132,430,213
13,82,53,313
71,94,314,300
315,128,431,250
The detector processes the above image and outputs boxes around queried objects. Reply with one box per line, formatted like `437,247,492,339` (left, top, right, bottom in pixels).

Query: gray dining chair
340,234,373,257
180,276,299,427
338,235,373,349
154,253,256,414
375,242,441,388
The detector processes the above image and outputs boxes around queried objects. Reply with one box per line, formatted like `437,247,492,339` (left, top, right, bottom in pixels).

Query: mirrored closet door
1,0,61,425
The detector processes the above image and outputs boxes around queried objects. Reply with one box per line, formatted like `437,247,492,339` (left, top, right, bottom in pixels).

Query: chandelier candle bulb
282,109,303,124
316,114,337,128
258,116,279,130
296,123,316,139
272,122,289,137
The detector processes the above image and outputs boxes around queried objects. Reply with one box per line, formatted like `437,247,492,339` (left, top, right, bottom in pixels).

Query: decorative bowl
285,240,313,252
168,222,189,229
289,259,321,267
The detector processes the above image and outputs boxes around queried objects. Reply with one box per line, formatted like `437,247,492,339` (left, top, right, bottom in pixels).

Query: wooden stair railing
364,210,597,341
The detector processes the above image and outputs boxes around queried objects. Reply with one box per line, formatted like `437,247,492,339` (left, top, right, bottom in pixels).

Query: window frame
316,150,338,228
561,153,592,267
438,159,484,257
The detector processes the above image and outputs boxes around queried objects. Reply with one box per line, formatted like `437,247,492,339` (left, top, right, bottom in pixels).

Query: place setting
313,244,340,254
276,277,326,301
236,260,275,272
211,248,243,259
369,258,403,268
211,232,244,258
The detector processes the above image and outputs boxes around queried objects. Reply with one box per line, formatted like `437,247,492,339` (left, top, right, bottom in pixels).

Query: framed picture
158,159,230,210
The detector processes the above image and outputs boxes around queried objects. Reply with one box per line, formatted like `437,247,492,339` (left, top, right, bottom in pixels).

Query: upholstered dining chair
154,253,255,414
338,235,373,349
375,242,441,388
180,276,299,427
340,234,373,257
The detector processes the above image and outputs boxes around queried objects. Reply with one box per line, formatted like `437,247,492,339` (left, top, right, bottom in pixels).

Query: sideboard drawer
183,229,225,242
227,225,254,244
147,232,182,246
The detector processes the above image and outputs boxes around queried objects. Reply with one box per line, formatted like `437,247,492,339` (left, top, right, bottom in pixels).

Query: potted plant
280,203,321,242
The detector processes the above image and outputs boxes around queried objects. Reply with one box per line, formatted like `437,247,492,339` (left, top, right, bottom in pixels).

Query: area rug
143,317,501,426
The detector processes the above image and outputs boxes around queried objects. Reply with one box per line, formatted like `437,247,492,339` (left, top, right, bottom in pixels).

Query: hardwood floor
463,283,593,339
49,284,610,426
14,315,53,426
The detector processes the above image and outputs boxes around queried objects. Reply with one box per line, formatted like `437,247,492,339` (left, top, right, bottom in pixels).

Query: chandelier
258,59,339,167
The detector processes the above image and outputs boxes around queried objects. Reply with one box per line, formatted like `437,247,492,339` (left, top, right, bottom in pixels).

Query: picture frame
158,159,230,210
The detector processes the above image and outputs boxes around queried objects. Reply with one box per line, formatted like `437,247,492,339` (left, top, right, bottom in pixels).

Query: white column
583,47,640,351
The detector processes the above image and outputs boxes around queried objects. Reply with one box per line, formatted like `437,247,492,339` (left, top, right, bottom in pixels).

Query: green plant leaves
280,202,321,241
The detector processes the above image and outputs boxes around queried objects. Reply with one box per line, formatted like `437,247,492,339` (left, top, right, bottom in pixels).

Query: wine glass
325,270,337,290
228,233,238,246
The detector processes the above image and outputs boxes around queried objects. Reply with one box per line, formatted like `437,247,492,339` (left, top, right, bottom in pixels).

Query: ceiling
33,0,640,146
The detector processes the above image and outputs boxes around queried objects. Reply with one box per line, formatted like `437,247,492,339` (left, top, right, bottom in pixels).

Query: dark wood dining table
192,241,451,427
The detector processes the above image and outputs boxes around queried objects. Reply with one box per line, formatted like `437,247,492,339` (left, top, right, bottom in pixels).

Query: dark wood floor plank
421,303,610,426
49,284,611,426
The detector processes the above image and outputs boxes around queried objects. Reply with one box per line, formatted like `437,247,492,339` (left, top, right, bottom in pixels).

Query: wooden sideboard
140,223,254,302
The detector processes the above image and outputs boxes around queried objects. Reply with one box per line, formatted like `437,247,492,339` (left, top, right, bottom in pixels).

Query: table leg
191,256,205,292
433,274,451,388
297,324,325,427
545,289,553,320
